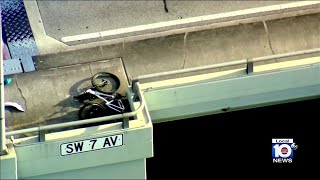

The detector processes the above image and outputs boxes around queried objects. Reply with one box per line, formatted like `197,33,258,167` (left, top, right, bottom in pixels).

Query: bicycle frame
85,89,125,113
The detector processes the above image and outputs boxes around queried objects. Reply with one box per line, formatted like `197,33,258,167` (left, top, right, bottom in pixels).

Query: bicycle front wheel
91,72,120,94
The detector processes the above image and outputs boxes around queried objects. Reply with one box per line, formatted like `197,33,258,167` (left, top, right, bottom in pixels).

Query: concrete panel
142,63,320,122
27,159,146,179
4,58,128,130
0,146,17,179
101,43,123,60
185,22,273,68
122,34,185,78
14,126,152,178
34,44,124,70
267,13,320,54
34,46,102,70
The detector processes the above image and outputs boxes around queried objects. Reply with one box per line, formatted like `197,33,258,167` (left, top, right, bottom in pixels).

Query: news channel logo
272,139,298,163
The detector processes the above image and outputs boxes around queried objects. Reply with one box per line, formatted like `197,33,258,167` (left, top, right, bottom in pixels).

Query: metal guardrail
5,82,146,138
131,48,320,92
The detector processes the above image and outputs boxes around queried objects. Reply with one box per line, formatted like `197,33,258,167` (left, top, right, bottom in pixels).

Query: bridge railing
131,48,320,92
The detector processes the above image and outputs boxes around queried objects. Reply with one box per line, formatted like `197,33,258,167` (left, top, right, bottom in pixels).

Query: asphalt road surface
37,0,294,40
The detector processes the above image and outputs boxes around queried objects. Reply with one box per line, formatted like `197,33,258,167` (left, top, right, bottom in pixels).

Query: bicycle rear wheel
78,103,106,120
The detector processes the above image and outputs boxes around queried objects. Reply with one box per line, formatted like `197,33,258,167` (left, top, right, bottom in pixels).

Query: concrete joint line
99,45,103,59
119,58,130,85
88,64,94,77
122,41,125,53
182,32,188,69
263,21,275,55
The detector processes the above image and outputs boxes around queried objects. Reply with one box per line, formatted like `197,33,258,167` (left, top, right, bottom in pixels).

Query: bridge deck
3,2,320,132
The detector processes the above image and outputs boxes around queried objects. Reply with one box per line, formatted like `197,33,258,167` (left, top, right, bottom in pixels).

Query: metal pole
253,48,320,62
1,36,8,154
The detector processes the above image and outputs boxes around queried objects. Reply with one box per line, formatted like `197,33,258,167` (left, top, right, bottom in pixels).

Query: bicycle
74,72,125,120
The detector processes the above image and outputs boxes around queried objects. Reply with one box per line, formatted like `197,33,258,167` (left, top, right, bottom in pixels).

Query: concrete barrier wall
267,14,320,54
35,13,320,77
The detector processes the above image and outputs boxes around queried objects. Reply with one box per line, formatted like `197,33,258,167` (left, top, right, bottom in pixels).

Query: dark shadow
4,106,26,113
8,76,133,138
45,77,132,132
47,78,92,120
147,98,320,178
69,77,92,95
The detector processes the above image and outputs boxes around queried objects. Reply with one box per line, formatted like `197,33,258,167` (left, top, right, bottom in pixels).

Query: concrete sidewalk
4,59,129,130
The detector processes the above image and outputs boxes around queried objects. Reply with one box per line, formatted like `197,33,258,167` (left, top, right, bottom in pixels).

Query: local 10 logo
272,139,298,163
